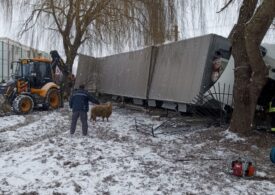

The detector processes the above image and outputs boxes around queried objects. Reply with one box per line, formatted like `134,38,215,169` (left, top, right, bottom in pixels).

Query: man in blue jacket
69,84,99,136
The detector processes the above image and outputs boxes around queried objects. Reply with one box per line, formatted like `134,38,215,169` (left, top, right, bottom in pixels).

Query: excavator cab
13,58,53,88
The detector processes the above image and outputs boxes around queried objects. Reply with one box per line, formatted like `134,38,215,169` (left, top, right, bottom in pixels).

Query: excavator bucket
0,95,12,115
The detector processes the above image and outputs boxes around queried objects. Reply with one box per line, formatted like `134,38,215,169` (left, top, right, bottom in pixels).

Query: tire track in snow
0,110,71,154
0,111,50,133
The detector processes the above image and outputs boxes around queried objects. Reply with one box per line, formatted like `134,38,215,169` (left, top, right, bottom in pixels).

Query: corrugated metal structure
148,34,230,103
76,34,231,107
97,47,155,99
0,38,49,82
75,54,97,92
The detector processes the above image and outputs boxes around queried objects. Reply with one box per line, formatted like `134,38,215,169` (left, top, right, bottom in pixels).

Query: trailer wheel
13,95,34,114
46,88,61,109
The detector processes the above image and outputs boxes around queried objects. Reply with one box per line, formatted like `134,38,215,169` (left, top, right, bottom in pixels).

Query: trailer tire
13,95,34,114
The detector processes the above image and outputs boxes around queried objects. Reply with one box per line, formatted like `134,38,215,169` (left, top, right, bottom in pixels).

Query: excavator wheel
13,95,34,114
46,88,61,109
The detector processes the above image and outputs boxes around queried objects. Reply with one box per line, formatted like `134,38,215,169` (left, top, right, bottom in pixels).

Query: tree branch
217,0,234,13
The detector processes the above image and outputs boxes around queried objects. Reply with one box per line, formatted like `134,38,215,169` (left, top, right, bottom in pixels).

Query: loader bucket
0,95,12,114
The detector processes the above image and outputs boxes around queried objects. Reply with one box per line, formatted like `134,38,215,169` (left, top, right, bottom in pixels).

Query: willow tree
18,0,138,71
0,0,172,94
227,0,275,133
142,0,176,44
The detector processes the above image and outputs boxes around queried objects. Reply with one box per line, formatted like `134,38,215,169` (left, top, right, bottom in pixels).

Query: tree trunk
230,0,275,133
61,36,79,98
230,24,253,132
229,0,257,133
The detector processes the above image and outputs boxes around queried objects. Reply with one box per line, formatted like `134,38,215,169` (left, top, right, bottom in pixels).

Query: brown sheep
90,102,112,122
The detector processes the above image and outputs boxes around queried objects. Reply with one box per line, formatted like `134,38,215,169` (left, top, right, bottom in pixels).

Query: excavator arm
50,50,70,77
50,50,74,106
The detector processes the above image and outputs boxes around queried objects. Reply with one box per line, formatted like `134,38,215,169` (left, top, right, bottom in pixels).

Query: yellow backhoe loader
0,57,61,114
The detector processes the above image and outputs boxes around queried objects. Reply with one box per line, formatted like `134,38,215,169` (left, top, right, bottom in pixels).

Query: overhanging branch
217,0,234,13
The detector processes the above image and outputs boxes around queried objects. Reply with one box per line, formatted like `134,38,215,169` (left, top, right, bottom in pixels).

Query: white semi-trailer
205,44,275,108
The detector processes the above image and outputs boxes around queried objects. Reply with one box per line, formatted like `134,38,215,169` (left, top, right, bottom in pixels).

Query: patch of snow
0,115,25,130
220,129,246,142
212,150,227,157
0,107,275,195
256,171,267,177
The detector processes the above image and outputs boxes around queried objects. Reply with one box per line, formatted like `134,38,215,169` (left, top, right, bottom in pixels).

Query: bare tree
20,0,141,70
0,0,176,97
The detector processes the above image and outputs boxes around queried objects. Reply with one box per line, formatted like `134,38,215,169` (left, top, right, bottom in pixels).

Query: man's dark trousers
70,111,88,135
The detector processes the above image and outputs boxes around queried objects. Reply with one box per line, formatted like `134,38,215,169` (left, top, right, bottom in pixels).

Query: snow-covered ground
0,103,275,195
